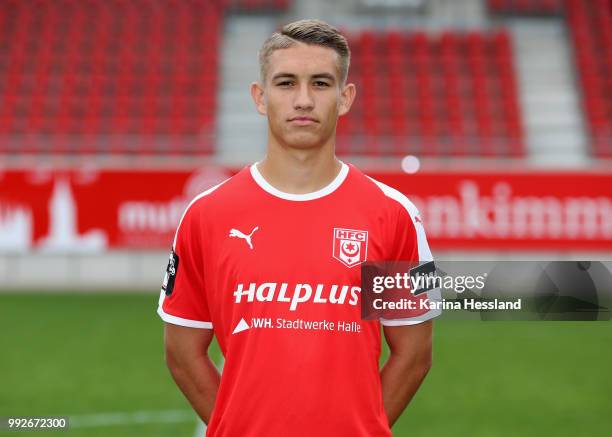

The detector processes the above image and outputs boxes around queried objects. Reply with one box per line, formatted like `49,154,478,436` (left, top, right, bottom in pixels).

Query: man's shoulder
348,164,420,219
185,166,253,213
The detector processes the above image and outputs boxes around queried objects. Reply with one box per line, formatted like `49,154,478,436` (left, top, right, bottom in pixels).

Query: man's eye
277,81,293,87
314,81,330,87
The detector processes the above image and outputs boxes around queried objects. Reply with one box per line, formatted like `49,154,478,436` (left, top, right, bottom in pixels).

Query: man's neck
256,142,342,195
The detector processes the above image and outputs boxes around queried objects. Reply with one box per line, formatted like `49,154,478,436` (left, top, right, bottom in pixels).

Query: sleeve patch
162,250,179,296
410,261,437,296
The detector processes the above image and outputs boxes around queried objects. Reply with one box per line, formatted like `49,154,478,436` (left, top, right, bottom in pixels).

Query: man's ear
338,82,356,117
250,81,267,116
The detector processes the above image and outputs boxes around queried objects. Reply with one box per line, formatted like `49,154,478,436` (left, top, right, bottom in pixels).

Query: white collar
250,161,349,201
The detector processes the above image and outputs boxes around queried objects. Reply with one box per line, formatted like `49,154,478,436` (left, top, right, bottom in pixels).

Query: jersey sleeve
157,201,213,329
380,194,442,326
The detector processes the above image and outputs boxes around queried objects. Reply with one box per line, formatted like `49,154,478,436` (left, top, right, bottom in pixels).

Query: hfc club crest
333,228,368,268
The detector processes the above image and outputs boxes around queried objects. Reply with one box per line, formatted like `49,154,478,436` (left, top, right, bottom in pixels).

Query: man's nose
294,83,314,110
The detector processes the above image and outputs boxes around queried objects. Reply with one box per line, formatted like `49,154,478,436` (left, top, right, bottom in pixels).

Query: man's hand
380,321,433,427
164,324,221,424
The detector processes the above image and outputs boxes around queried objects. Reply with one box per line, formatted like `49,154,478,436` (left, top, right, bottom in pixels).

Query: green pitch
0,293,610,436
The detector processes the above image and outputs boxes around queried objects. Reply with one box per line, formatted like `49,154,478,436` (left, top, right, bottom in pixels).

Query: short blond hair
258,19,351,84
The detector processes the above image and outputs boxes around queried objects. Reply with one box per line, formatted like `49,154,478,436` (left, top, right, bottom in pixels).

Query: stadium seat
486,0,612,156
487,0,564,15
0,0,224,155
225,0,291,12
565,0,612,157
337,30,525,157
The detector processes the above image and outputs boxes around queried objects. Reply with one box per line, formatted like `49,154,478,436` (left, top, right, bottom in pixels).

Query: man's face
252,43,355,150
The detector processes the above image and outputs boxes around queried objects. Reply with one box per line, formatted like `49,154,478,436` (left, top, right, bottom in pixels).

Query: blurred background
0,0,610,436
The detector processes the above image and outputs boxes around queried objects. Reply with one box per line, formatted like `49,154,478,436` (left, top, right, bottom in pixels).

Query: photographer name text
372,298,522,311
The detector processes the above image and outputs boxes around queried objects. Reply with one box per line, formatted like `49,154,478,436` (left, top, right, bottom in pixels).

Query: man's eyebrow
312,73,336,82
271,73,297,81
271,72,336,81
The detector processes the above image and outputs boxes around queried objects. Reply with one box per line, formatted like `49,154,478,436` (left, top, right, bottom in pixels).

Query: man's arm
164,323,221,424
380,320,433,427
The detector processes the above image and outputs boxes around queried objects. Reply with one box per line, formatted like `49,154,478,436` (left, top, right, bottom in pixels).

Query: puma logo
229,226,259,250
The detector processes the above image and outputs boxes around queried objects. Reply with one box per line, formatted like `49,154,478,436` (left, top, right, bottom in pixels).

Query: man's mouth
288,116,318,126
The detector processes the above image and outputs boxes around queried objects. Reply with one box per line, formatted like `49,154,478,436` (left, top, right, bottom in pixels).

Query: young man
158,19,440,436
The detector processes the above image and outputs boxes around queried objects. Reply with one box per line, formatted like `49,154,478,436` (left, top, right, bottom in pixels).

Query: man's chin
283,132,327,150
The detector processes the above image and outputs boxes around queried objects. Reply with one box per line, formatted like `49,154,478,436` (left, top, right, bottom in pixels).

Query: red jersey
158,162,440,436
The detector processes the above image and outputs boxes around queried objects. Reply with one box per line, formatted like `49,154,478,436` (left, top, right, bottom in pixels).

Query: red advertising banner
0,167,610,252
0,166,231,252
369,171,611,251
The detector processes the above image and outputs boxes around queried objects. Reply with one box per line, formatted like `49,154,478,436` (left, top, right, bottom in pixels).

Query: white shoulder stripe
172,178,230,249
158,178,228,330
367,175,441,326
366,176,433,262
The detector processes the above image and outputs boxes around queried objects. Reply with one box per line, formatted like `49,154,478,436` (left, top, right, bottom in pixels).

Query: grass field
1,293,610,436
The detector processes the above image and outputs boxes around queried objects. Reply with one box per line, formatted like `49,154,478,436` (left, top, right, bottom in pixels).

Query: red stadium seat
226,0,291,12
342,29,525,157
0,0,224,155
487,0,564,15
565,0,612,157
